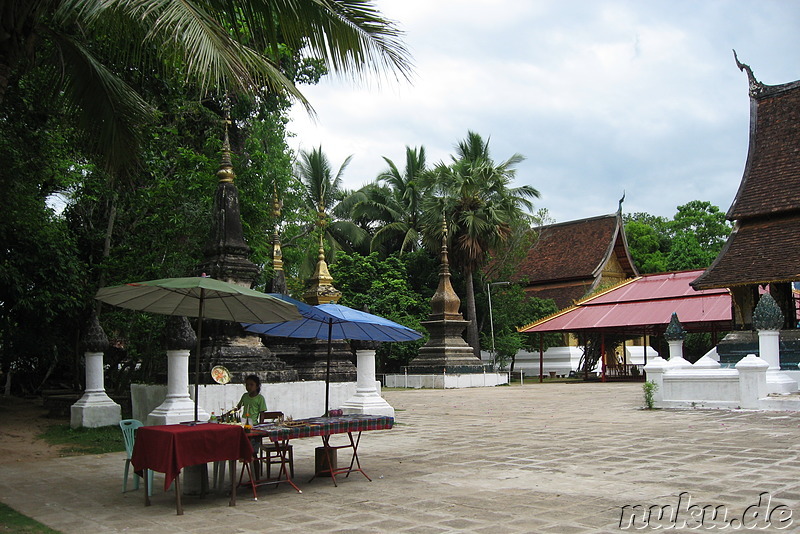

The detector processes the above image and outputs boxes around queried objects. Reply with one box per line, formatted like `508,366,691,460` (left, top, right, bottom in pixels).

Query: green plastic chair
120,419,153,496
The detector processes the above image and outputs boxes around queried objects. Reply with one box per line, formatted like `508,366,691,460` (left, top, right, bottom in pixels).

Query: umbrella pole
194,290,205,423
325,319,332,417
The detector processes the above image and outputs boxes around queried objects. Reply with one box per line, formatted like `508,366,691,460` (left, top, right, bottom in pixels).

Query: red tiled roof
513,213,637,284
520,270,732,335
691,212,800,289
728,80,800,220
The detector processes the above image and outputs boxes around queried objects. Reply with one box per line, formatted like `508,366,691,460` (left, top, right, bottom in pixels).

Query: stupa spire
303,203,341,304
270,184,287,294
429,215,463,320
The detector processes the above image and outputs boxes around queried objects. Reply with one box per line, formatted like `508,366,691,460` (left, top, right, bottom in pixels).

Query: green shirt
238,393,267,422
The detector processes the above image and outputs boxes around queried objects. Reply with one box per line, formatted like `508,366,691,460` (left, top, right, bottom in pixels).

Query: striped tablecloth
251,414,394,442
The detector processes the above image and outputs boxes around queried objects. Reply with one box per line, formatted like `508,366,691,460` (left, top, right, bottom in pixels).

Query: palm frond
46,28,155,172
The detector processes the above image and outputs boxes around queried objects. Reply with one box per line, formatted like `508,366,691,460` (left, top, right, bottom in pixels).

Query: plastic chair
258,411,294,479
120,419,153,496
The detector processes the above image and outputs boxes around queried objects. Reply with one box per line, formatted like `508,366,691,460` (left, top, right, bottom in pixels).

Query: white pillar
70,351,121,428
643,356,668,407
148,349,208,425
759,330,781,370
665,340,691,369
759,329,797,394
340,350,395,418
736,354,769,408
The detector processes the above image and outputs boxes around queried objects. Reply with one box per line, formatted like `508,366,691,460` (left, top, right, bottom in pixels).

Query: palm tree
0,0,413,171
422,131,540,357
295,146,369,273
341,145,427,255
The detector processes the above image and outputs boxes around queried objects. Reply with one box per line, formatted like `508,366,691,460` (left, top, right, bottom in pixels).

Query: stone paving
2,382,800,533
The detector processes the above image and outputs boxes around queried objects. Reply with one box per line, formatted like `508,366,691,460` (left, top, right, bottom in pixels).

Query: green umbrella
96,276,302,422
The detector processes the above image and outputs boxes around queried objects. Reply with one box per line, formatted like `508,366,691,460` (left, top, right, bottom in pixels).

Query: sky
286,0,800,225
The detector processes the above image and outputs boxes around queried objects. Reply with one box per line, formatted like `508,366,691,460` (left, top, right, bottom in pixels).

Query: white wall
131,380,380,423
383,372,508,389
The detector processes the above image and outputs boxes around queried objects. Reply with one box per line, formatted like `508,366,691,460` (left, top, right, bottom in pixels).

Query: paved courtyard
2,382,800,533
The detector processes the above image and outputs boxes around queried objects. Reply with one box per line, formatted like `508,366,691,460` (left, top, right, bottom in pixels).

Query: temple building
512,209,638,309
691,57,800,332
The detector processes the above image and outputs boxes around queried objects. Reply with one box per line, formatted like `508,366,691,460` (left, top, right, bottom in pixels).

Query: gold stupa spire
216,106,235,183
272,185,283,272
303,202,341,304
429,214,462,320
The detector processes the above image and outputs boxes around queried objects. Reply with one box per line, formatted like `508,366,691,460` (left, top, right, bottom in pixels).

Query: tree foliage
478,284,558,371
624,201,732,274
419,131,540,357
329,251,431,372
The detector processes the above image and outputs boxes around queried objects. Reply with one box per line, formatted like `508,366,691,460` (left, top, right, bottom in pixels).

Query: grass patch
0,502,61,533
38,424,125,456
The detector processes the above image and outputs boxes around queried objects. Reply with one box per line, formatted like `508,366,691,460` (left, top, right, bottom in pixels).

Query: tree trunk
463,269,480,358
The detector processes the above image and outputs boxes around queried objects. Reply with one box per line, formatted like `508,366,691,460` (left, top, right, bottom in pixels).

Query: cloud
288,0,800,223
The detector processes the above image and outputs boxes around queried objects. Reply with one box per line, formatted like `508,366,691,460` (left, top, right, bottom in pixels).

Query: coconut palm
341,145,427,255
0,0,412,171
296,146,369,272
422,131,540,357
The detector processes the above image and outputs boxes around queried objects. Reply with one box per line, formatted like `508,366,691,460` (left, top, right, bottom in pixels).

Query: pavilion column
340,349,395,418
71,314,121,428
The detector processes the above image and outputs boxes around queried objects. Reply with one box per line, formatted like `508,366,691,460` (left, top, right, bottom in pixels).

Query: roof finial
618,190,625,214
733,49,764,98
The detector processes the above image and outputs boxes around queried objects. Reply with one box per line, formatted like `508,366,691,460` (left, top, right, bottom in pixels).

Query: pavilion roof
520,270,732,336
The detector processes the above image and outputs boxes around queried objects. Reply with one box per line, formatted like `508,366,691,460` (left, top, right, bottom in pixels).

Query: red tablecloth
131,423,253,491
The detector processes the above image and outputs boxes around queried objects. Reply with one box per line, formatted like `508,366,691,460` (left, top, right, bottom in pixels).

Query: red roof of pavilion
519,270,732,335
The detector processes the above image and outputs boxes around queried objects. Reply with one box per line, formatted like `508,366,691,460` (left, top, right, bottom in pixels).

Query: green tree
421,131,540,357
624,202,731,274
667,200,731,269
624,217,669,273
0,77,89,394
372,146,427,254
295,147,370,275
329,251,429,372
0,0,413,171
340,145,428,256
0,1,414,394
479,284,558,371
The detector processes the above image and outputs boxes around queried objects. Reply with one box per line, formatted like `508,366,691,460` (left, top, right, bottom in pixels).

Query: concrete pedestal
759,330,798,394
340,350,395,418
70,352,121,428
148,349,208,425
665,340,691,369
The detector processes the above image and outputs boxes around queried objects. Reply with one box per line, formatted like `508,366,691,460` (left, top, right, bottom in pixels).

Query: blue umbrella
242,300,423,414
244,301,422,342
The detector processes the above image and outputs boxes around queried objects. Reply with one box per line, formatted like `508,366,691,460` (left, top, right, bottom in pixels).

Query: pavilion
519,270,732,379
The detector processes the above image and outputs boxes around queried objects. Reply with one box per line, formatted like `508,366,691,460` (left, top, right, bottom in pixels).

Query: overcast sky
287,0,800,224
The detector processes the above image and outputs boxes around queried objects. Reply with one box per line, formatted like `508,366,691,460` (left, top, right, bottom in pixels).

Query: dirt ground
0,396,66,464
